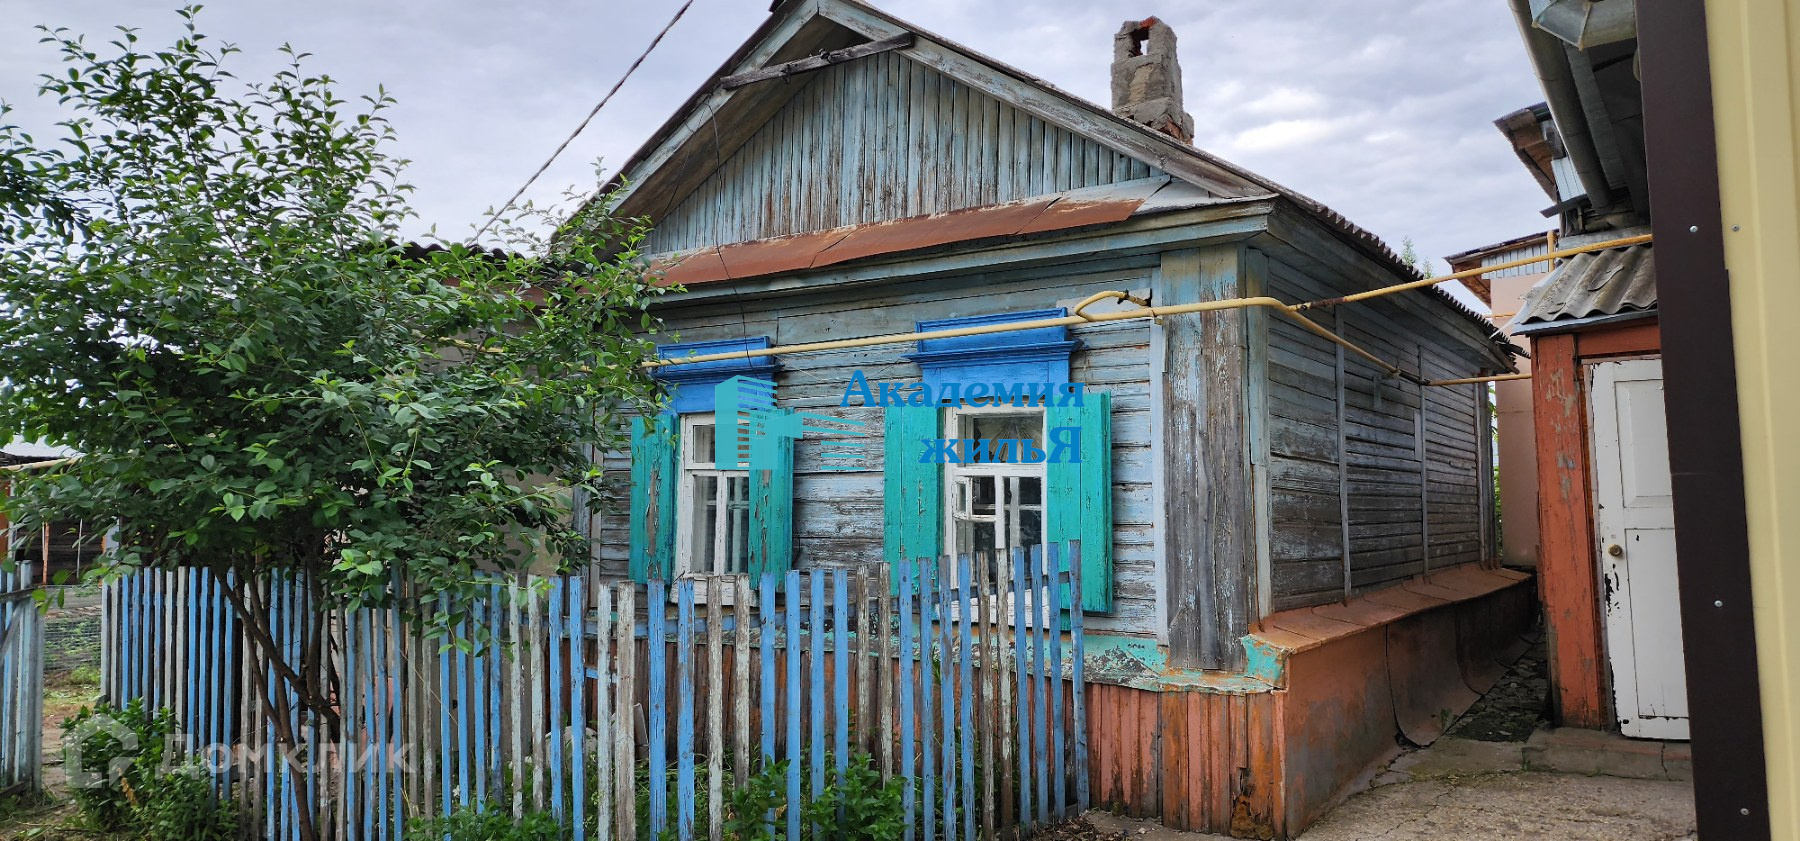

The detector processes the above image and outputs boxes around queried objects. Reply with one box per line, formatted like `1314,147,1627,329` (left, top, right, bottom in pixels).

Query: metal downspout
1510,0,1616,210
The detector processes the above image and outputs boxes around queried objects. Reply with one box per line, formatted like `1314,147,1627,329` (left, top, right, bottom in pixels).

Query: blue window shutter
1047,391,1113,612
628,413,679,582
749,409,796,576
883,405,943,592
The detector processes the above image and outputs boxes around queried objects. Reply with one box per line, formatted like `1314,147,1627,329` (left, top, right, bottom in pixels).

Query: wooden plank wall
1159,245,1254,669
644,50,1164,255
1262,254,1495,610
1084,682,1282,837
590,256,1162,636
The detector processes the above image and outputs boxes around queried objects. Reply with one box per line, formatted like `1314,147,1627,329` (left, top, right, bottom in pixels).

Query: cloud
1242,86,1329,117
1231,115,1370,153
0,0,1554,306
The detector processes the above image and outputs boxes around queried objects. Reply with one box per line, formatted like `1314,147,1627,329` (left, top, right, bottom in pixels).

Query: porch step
1522,727,1693,781
1380,730,1692,783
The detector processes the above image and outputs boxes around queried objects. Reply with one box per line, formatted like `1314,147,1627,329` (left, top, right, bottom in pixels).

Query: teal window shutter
1047,391,1113,612
748,409,796,576
883,405,943,591
628,413,679,582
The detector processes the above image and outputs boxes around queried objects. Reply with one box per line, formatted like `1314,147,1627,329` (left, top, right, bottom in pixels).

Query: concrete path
1079,727,1697,841
1297,771,1695,840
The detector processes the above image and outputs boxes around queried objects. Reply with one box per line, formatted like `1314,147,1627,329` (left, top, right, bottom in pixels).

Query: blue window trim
654,337,779,414
905,309,1080,390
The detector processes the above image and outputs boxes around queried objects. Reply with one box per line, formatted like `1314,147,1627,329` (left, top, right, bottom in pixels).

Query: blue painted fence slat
1033,545,1050,826
359,610,376,841
898,559,917,841
648,577,668,838
94,547,1093,841
831,570,849,808
784,570,802,841
1049,544,1067,820
956,555,975,841
919,558,935,841
810,570,825,812
943,558,957,841
1011,546,1033,832
569,577,587,840
678,580,696,841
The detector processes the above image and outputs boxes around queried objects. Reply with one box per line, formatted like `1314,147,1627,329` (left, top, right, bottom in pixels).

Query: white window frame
941,403,1048,572
675,413,753,586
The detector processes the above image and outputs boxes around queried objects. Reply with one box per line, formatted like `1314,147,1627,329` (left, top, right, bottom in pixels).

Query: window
676,413,751,576
943,404,1046,561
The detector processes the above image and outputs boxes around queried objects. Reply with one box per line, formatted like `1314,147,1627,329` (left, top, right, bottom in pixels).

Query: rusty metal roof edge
643,178,1178,264
643,197,1279,305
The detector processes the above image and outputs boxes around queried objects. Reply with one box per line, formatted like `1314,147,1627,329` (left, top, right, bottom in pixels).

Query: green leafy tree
1398,236,1438,279
1,11,668,838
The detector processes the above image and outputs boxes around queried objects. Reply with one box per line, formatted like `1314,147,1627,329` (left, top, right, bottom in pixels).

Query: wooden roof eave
606,5,860,220
1258,202,1520,371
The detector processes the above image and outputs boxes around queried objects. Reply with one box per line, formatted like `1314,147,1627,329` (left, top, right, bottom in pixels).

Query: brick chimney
1111,17,1194,143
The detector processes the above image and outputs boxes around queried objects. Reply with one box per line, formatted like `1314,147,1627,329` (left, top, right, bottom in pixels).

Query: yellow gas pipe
646,232,1652,388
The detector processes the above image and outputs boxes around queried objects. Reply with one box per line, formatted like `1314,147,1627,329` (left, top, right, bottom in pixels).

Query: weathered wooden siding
1262,253,1496,610
1159,245,1255,670
644,50,1162,255
591,257,1160,636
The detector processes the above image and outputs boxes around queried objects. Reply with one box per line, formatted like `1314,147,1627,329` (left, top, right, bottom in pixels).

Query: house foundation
1083,564,1534,838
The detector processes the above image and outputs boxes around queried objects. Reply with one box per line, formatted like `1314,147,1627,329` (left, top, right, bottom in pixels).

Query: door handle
1607,544,1624,557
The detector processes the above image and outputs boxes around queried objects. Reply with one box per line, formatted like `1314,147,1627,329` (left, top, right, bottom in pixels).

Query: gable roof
601,0,1505,350
611,0,1359,252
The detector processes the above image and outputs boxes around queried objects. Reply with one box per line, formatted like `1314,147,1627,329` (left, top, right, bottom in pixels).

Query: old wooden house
588,1,1534,835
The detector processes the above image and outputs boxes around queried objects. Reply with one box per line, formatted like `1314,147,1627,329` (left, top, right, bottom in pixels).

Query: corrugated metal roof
1515,243,1656,329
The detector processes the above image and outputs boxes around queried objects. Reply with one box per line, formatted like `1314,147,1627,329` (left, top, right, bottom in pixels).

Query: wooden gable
643,48,1164,255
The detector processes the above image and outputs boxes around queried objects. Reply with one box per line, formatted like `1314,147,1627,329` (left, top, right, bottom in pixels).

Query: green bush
136,763,239,841
406,806,564,841
60,699,237,840
725,750,904,841
62,698,171,831
67,663,103,688
801,754,905,841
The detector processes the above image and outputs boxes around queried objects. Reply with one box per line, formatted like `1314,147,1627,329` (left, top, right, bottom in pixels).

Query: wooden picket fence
99,543,1088,841
0,558,45,796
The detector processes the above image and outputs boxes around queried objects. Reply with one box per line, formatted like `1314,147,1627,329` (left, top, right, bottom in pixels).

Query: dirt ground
0,668,105,840
1440,635,1551,743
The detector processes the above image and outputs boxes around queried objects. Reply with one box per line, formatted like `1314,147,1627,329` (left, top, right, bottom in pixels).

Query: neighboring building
1,444,91,585
595,1,1529,835
1496,1,1686,740
1446,230,1555,570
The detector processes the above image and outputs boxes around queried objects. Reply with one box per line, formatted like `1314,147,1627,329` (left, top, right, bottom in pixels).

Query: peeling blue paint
1241,635,1288,688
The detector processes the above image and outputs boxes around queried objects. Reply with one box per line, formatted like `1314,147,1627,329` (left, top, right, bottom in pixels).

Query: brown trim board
1637,1,1771,838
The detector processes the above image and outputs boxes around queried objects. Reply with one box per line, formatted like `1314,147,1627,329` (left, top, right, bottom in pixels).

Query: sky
0,0,1553,305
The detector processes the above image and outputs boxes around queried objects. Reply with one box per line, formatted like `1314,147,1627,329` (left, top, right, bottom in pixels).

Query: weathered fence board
99,543,1086,841
0,559,44,796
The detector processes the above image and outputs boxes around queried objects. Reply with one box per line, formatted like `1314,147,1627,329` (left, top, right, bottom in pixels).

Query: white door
1589,358,1689,740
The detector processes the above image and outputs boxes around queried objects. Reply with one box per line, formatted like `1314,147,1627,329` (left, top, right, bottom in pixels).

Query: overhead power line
473,0,697,240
